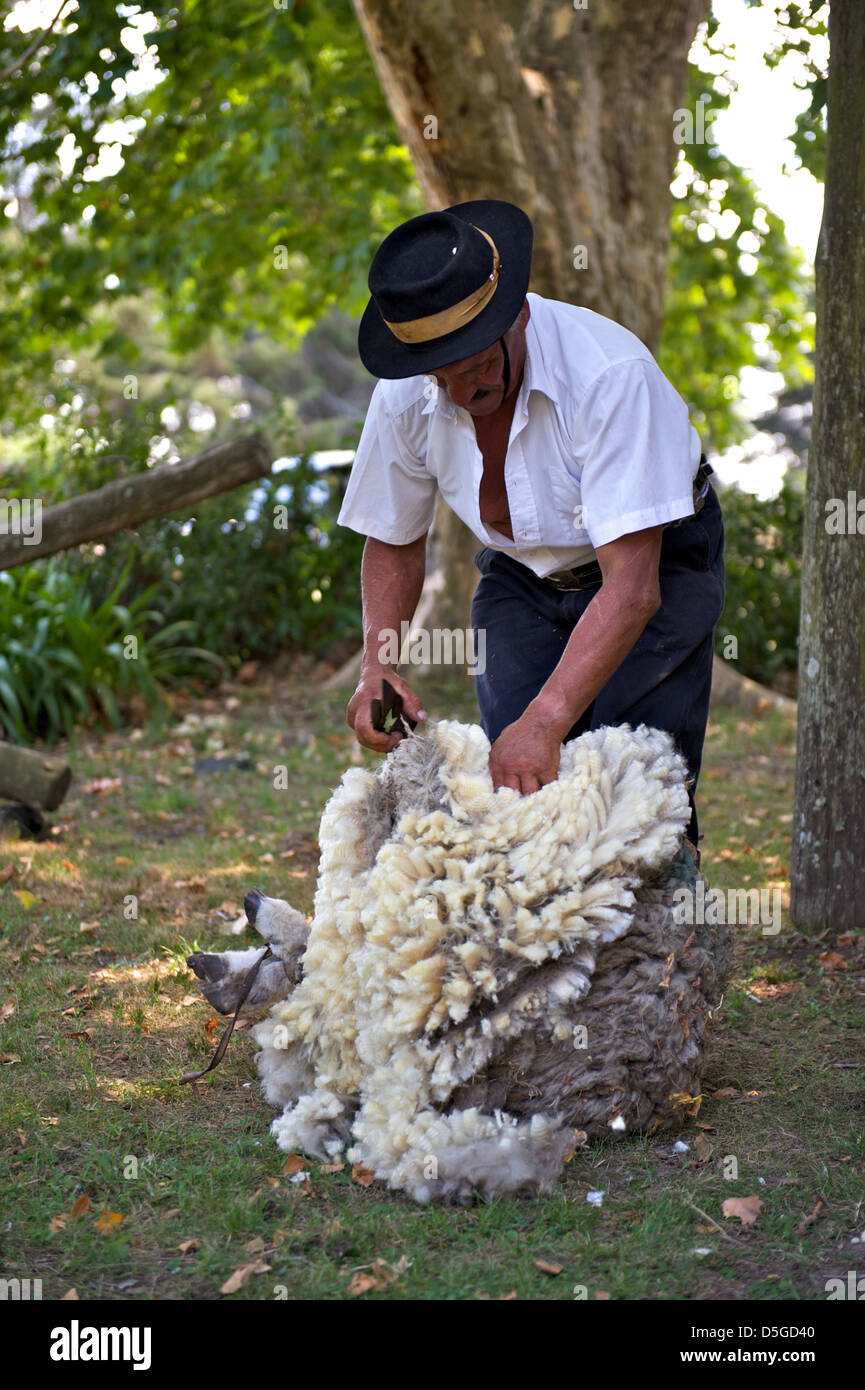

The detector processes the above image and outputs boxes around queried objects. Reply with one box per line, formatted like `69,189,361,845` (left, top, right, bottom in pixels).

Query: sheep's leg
242,887,309,953
187,945,299,1015
187,889,309,1015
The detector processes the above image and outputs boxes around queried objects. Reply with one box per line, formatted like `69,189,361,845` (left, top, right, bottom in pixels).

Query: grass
1,665,863,1301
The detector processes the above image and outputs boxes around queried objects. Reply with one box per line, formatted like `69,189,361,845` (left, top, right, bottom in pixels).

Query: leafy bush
65,457,364,668
0,444,363,744
0,558,225,745
715,475,804,688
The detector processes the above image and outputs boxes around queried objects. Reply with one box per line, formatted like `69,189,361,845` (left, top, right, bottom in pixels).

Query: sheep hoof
187,951,238,1014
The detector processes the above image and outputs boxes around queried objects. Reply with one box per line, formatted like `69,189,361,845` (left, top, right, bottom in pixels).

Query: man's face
430,341,506,417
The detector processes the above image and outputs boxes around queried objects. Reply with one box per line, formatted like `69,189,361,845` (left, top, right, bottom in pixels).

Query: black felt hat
358,199,533,379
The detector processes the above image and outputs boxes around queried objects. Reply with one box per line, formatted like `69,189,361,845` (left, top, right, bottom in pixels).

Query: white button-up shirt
338,292,702,578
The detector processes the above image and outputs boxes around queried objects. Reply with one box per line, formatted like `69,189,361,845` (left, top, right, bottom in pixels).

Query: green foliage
0,557,225,746
0,0,420,426
0,0,821,720
746,0,829,183
64,458,365,670
716,475,805,687
2,0,816,458
660,61,815,451
0,351,363,739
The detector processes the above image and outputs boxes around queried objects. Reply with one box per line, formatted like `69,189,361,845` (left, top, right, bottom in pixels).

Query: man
340,200,724,856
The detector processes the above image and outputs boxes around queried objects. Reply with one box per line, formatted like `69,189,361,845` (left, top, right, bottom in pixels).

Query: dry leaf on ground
347,1271,379,1296
693,1132,714,1160
346,1258,398,1297
220,1260,271,1294
532,1259,563,1276
796,1199,824,1234
722,1195,762,1226
93,1211,122,1235
819,951,847,972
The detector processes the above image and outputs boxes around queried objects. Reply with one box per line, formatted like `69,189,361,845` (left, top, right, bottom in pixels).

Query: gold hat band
382,226,501,345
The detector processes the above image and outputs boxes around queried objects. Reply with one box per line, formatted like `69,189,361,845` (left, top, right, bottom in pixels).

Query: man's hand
347,666,427,754
488,710,562,794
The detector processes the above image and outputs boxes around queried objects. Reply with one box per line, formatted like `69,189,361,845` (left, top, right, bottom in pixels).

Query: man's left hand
488,712,562,795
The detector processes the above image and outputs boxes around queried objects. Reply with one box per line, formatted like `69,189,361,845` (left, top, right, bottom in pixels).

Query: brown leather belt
542,458,714,591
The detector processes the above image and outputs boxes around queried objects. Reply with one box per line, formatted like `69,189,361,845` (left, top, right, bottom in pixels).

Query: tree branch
0,0,75,85
0,434,273,571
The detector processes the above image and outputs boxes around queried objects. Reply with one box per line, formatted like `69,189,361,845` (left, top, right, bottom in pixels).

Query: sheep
188,719,733,1203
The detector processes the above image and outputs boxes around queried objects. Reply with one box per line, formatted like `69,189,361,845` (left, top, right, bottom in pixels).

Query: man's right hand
347,666,427,754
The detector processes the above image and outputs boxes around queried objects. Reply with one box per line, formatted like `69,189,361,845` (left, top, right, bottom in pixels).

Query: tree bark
790,0,865,932
0,435,272,571
350,0,711,647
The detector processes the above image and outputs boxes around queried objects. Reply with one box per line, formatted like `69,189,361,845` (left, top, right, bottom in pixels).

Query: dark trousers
470,485,725,849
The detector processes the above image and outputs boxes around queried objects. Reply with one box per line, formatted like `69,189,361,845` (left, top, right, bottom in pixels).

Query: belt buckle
546,565,600,591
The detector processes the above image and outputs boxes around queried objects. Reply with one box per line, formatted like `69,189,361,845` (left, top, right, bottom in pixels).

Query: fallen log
0,435,272,571
0,743,72,810
709,655,797,718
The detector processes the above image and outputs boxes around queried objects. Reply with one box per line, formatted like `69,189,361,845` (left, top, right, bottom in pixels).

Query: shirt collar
521,312,560,408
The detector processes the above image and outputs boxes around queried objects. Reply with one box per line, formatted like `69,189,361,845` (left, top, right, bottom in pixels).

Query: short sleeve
574,358,699,548
338,384,438,544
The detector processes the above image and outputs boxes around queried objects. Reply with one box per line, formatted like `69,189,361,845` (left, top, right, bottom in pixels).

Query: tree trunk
351,0,710,646
0,435,272,571
790,0,865,932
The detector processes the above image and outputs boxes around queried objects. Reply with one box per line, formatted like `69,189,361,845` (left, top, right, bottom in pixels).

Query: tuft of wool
252,720,731,1202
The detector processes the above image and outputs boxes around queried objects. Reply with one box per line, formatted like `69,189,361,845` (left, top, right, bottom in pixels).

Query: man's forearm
531,582,660,738
359,534,427,674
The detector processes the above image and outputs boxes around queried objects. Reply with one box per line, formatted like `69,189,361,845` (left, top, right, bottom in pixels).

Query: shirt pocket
548,449,590,546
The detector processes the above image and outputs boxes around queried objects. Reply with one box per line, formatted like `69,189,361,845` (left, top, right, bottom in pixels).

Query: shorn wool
193,720,733,1202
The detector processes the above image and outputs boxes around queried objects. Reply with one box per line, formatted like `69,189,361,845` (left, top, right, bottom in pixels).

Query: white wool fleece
253,720,690,1201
